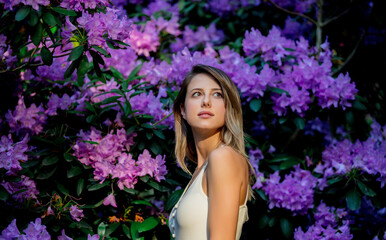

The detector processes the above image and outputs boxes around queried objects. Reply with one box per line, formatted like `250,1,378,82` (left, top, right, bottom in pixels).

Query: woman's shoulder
207,146,247,174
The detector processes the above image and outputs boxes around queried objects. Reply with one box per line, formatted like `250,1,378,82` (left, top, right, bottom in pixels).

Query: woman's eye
192,92,201,97
213,92,223,98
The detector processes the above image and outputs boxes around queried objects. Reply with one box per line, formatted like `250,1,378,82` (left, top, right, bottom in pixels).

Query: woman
169,64,253,240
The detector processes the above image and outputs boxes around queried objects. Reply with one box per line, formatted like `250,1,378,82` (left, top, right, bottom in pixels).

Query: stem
152,111,173,127
332,29,366,76
266,0,317,25
321,8,350,27
316,0,324,51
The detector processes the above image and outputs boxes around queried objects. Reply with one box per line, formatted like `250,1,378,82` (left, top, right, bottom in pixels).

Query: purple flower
0,134,30,175
76,8,131,50
87,234,100,240
128,20,160,57
1,175,39,202
0,219,20,239
46,93,75,116
170,23,224,51
69,205,84,222
60,0,110,11
19,218,50,240
5,98,47,136
263,165,317,214
0,34,17,70
315,121,386,188
0,0,49,10
58,229,73,240
143,0,179,17
137,149,167,182
103,193,117,208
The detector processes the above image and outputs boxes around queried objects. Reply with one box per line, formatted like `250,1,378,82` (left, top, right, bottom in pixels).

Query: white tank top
168,162,249,239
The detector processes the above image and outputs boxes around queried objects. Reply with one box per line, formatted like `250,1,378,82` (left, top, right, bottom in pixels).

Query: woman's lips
198,111,214,118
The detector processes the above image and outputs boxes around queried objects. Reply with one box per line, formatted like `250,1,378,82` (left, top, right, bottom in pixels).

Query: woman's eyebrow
190,88,222,92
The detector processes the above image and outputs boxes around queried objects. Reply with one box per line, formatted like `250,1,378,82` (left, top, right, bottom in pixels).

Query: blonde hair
173,64,254,200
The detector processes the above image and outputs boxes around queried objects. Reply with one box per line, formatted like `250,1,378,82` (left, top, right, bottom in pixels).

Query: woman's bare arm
206,147,244,240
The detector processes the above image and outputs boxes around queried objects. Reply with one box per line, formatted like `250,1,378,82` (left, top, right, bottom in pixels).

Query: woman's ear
180,103,186,119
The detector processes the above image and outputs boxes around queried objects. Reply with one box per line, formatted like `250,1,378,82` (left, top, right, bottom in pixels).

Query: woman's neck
193,130,222,168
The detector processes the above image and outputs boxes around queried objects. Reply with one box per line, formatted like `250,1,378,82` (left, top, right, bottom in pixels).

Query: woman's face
181,73,226,132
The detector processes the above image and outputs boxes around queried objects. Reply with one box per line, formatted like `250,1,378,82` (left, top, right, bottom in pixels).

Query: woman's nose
201,95,211,107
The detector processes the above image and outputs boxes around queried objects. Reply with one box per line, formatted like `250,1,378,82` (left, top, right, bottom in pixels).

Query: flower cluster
69,205,84,221
0,134,30,175
315,121,386,189
75,8,131,49
0,218,50,239
170,23,224,52
60,0,110,11
46,93,76,116
270,0,316,13
5,98,47,136
294,202,352,240
262,165,317,214
248,148,265,189
1,175,39,201
72,128,167,190
242,27,358,115
205,0,261,16
130,90,174,128
0,0,49,10
0,34,17,70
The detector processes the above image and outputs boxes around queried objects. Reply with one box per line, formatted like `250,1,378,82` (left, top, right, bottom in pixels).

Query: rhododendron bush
0,0,384,239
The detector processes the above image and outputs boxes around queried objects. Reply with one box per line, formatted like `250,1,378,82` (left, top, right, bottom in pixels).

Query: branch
152,111,173,127
332,29,366,76
266,0,317,25
322,8,350,27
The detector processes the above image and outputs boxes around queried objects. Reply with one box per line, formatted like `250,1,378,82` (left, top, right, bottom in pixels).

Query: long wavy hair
173,64,254,200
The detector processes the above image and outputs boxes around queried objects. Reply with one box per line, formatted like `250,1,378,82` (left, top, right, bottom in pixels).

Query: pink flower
103,193,117,208
69,205,84,222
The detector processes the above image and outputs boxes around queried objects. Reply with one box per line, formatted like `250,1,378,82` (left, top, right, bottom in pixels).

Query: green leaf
122,224,131,239
357,180,376,197
64,58,81,79
147,180,168,192
126,62,143,82
293,118,305,130
106,222,120,236
97,222,108,236
28,11,38,26
153,130,165,140
67,166,82,178
280,218,292,238
249,99,261,112
98,96,121,105
42,155,59,166
110,66,124,81
52,7,77,16
0,185,10,201
88,181,110,191
41,46,53,66
279,158,301,170
91,45,111,57
57,182,69,195
77,55,89,87
36,167,57,179
132,200,153,207
258,215,269,229
15,6,30,21
255,189,268,201
164,188,183,211
76,178,84,196
63,153,75,162
31,23,43,46
130,216,158,238
42,12,56,26
150,143,161,155
346,188,361,210
68,45,84,62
